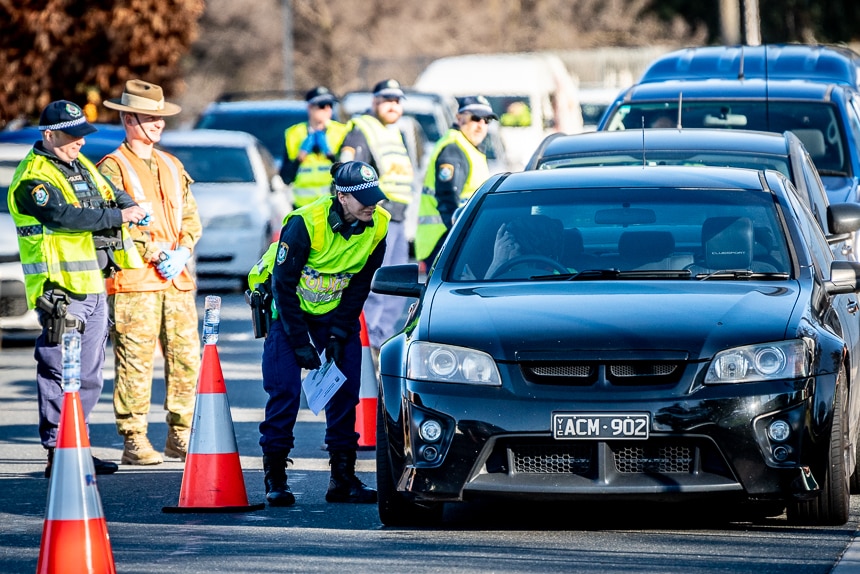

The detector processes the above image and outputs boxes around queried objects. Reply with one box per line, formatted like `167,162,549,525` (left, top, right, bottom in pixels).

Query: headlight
705,340,809,384
407,341,501,386
206,213,254,230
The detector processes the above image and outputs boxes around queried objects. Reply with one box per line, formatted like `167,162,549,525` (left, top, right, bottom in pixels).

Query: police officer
280,86,347,209
252,161,389,506
339,79,414,354
415,95,496,267
7,100,148,477
99,80,203,466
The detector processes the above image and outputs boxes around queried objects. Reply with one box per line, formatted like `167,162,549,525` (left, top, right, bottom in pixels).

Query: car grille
487,437,728,478
522,361,683,386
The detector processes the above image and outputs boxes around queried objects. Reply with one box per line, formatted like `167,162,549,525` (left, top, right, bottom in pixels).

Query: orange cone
355,312,378,449
163,344,264,513
37,390,116,574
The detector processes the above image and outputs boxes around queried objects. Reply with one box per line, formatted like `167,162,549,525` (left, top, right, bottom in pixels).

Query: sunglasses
314,102,333,109
470,115,491,124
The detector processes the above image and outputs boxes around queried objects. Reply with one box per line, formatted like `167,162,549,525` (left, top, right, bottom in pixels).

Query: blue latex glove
156,247,191,280
128,213,151,228
313,130,331,156
299,134,316,155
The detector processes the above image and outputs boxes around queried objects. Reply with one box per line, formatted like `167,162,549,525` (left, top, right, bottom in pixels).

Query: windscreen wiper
817,169,850,177
694,269,790,280
530,269,693,281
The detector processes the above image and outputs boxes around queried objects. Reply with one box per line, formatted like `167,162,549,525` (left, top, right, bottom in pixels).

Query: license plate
553,413,650,440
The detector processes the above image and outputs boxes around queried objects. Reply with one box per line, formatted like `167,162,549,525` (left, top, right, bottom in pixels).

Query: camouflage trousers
109,286,200,436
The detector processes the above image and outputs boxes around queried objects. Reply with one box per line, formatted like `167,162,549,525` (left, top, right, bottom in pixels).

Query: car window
796,149,831,233
195,109,306,160
0,159,20,212
538,150,791,176
781,179,832,277
448,186,789,281
606,102,847,173
164,146,255,183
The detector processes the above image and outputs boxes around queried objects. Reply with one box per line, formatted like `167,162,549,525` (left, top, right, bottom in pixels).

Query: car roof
159,129,260,147
619,78,838,102
492,164,770,193
532,128,791,163
640,44,860,88
200,99,307,113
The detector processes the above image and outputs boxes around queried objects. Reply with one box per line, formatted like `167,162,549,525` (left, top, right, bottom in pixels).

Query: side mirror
371,264,423,298
828,202,860,235
824,260,860,294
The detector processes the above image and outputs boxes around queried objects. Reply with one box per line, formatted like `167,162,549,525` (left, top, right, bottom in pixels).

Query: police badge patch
439,163,454,182
65,103,82,118
359,164,375,181
32,184,49,206
276,241,289,265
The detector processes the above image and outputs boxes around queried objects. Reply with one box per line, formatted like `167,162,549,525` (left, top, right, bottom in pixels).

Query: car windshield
604,101,847,173
448,186,790,282
538,150,791,177
195,109,306,160
164,146,255,183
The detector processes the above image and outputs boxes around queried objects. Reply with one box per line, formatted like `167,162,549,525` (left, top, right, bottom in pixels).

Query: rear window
163,146,254,183
195,109,307,160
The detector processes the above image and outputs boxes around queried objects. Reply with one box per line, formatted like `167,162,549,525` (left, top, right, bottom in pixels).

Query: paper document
301,355,347,415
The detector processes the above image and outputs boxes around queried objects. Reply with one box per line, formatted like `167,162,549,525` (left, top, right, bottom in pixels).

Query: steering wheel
489,255,568,279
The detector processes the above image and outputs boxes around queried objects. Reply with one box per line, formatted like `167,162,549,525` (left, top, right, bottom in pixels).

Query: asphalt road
4,290,860,574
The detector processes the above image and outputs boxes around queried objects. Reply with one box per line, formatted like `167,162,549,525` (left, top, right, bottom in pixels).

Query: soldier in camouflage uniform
98,80,202,465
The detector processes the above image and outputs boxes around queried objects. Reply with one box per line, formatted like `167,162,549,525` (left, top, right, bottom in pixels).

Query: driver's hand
485,223,521,278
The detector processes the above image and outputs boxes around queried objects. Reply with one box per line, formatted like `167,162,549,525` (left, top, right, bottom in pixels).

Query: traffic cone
37,390,116,574
355,312,378,449
163,344,264,513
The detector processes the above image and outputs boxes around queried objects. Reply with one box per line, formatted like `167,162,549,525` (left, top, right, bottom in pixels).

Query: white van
414,52,583,169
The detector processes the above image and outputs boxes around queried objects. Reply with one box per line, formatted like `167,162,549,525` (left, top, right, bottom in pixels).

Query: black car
371,165,860,526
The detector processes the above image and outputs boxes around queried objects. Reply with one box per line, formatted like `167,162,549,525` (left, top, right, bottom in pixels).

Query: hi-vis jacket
98,145,201,293
8,149,144,308
414,128,489,261
285,121,348,208
345,115,414,206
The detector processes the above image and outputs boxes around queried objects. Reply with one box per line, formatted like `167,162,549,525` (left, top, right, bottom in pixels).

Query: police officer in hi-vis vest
99,79,203,467
414,95,496,268
280,86,347,209
7,100,149,478
249,161,388,507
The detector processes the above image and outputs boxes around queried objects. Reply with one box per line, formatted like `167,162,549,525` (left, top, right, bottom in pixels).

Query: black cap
458,95,498,119
39,100,98,137
305,86,338,106
372,79,405,100
331,161,387,206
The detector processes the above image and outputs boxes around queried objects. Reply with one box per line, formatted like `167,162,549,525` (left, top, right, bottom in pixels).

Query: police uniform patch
276,241,289,265
360,164,375,181
65,103,82,118
438,164,454,182
32,184,49,207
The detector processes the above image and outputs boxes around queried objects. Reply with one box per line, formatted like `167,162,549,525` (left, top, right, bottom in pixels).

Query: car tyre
787,367,850,526
376,401,444,527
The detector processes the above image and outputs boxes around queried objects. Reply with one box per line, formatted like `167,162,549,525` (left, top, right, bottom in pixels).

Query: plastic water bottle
202,295,221,345
62,331,81,392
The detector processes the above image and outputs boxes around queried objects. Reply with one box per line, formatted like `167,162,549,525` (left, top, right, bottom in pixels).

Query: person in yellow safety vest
280,86,348,209
500,100,532,127
7,100,149,479
251,161,389,507
100,79,204,467
415,95,496,267
339,78,414,353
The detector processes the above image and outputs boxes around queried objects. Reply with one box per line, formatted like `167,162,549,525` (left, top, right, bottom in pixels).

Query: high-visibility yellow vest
347,115,414,205
414,129,489,261
8,150,144,308
285,121,348,208
248,196,389,316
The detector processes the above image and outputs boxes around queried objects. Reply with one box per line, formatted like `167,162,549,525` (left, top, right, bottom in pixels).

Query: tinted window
539,150,791,176
163,146,254,183
195,109,306,160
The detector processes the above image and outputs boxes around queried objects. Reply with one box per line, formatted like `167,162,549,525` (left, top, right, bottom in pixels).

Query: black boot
263,454,295,507
325,450,377,503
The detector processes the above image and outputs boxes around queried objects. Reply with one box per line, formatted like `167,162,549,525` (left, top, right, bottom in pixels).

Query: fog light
422,446,439,462
419,420,443,442
768,420,791,442
773,445,789,461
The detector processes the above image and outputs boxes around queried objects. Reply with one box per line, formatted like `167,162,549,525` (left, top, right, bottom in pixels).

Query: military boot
121,433,163,465
164,426,190,461
263,454,296,507
325,450,377,503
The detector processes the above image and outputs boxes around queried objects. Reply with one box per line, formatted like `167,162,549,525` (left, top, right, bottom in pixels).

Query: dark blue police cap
372,79,405,100
305,86,338,106
458,95,498,119
39,100,98,137
332,161,387,206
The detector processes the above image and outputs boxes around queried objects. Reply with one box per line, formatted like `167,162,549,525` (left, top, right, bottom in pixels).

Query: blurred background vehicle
0,143,41,343
157,129,291,289
0,123,125,164
577,85,622,132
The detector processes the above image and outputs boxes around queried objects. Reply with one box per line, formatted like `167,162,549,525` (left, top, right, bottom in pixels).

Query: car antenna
641,116,646,166
738,45,745,80
676,92,683,129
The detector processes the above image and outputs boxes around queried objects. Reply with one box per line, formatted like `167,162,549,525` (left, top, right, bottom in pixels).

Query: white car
158,129,292,288
0,143,41,342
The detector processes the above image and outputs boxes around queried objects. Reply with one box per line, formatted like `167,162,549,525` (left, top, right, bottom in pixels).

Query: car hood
822,175,858,205
423,281,799,361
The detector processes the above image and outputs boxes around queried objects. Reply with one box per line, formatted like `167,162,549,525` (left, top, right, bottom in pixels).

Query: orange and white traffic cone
355,312,378,450
163,344,264,513
37,390,116,574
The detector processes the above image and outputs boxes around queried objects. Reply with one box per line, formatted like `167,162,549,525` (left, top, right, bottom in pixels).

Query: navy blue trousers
34,291,109,448
259,314,362,455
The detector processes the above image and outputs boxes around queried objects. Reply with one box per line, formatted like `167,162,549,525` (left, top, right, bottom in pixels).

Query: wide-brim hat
332,161,387,206
104,79,181,116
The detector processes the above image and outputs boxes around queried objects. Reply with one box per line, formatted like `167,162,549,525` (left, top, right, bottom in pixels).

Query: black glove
325,335,346,367
293,343,321,370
